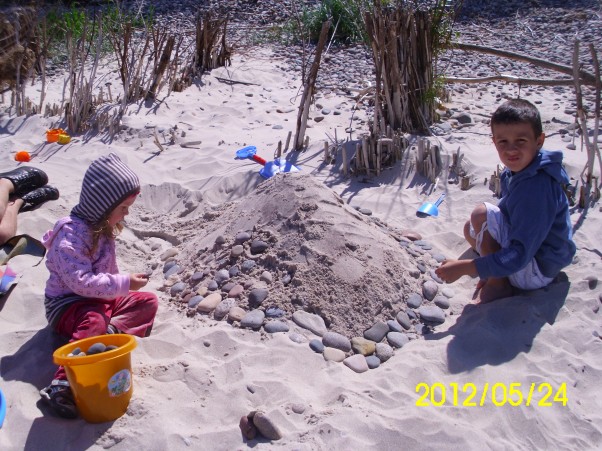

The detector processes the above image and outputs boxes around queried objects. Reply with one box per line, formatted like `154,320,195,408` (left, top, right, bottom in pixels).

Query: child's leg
109,291,159,338
52,301,110,380
468,203,513,303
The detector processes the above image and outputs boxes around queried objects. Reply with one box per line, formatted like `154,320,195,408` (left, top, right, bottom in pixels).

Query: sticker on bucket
108,369,131,397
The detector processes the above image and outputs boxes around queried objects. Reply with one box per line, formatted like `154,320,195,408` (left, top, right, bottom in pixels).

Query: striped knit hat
71,153,140,224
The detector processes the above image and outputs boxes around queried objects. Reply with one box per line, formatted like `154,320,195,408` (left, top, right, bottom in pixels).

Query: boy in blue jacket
435,99,576,303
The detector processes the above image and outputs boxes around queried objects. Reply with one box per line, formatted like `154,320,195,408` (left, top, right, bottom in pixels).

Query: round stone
322,331,352,352
248,288,269,307
366,355,381,369
406,293,423,309
309,339,325,353
240,309,265,329
264,320,289,333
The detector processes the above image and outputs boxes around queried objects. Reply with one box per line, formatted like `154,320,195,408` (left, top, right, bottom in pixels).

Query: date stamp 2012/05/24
415,382,568,407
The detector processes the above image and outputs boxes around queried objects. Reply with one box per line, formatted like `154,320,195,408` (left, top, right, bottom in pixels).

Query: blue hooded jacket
474,150,576,280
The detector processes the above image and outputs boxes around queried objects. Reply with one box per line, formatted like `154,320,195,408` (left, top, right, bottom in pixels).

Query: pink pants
53,291,158,381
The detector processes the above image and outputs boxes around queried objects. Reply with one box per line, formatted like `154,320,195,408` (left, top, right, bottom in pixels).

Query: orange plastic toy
46,128,67,143
14,151,31,162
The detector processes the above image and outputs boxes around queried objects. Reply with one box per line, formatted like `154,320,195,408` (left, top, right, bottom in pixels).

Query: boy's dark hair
491,99,543,137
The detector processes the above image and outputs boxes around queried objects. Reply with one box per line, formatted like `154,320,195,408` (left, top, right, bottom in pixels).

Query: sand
0,23,601,451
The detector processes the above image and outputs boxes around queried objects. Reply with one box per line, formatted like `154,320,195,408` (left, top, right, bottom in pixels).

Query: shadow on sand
426,273,570,374
1,328,112,448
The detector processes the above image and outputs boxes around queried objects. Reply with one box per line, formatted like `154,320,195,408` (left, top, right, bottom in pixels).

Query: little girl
39,153,158,419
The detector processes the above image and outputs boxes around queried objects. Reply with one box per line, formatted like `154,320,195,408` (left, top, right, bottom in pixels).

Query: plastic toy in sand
14,151,31,162
235,145,300,179
46,128,71,144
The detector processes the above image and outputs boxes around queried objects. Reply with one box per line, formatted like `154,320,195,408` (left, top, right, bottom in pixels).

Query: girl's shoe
0,166,48,196
19,185,59,212
39,380,78,419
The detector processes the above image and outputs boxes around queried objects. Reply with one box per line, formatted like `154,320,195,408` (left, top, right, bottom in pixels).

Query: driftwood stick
453,42,599,86
445,75,577,86
293,20,330,151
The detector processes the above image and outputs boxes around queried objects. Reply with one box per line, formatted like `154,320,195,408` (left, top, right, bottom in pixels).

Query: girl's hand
129,273,150,291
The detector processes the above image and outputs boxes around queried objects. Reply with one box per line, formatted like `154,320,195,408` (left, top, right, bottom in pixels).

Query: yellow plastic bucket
57,133,71,144
53,334,137,423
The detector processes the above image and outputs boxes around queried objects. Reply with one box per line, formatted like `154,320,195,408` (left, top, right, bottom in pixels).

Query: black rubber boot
20,185,59,212
0,166,48,196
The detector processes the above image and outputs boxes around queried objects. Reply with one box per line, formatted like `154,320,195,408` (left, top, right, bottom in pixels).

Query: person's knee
141,293,159,315
470,204,488,231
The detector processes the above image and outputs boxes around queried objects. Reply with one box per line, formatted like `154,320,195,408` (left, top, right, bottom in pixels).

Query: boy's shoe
40,379,78,419
19,185,59,212
0,166,48,196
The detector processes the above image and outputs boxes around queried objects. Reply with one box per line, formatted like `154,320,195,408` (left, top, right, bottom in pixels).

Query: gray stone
187,295,203,309
422,280,439,301
248,288,269,307
260,271,273,284
309,339,325,353
241,260,256,272
164,264,181,278
241,309,265,329
343,354,369,373
163,260,177,273
396,311,412,330
214,269,230,285
214,298,237,320
434,295,450,309
366,355,381,369
235,231,252,243
375,342,394,362
250,239,269,254
387,319,403,333
387,332,409,348
221,282,236,293
190,271,204,283
231,245,244,258
406,293,423,309
322,331,352,352
228,266,240,277
364,321,389,342
418,305,446,324
429,269,444,284
170,282,187,296
292,311,327,336
252,411,282,441
264,321,289,333
207,280,218,291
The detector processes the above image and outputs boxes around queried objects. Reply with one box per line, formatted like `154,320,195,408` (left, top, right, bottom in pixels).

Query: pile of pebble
149,174,454,373
67,342,119,358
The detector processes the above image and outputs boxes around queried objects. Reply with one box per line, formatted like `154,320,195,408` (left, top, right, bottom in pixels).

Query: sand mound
126,173,445,339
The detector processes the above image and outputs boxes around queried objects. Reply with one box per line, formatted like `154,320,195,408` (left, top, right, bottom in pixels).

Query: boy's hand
129,273,150,291
435,259,477,283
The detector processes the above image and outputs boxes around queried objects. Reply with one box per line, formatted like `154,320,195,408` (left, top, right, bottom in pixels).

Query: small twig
214,76,260,86
153,128,165,152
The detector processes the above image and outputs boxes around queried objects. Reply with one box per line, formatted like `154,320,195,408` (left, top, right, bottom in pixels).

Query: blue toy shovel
417,193,446,217
0,388,6,428
235,146,300,179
